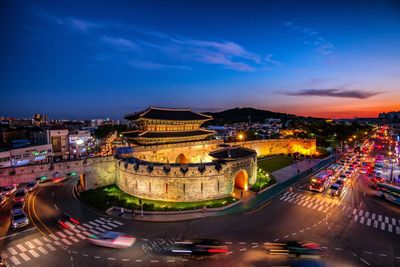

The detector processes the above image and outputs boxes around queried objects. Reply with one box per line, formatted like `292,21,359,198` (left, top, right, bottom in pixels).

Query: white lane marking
61,238,72,245
71,251,78,255
252,245,259,248
392,218,396,225
82,254,88,257
251,242,258,245
353,208,357,215
365,211,369,218
100,217,111,222
94,256,101,259
284,235,289,238
112,220,123,226
56,231,67,238
381,222,385,231
54,204,58,210
95,219,105,225
135,259,142,262
166,259,174,262
299,229,304,232
71,227,81,233
83,223,93,228
16,244,27,252
101,224,112,230
42,236,51,242
385,216,389,223
89,221,99,227
358,210,363,216
396,226,400,235
37,246,48,255
1,251,8,259
322,206,330,213
274,238,279,242
28,250,40,257
69,236,79,243
89,229,100,234
95,226,106,232
107,257,115,261
318,205,324,211
360,217,365,224
64,229,74,235
371,213,376,220
307,202,313,208
25,241,35,249
378,215,382,221
239,242,247,245
239,248,247,251
20,252,30,261
107,222,118,228
354,215,358,222
335,248,343,250
82,231,92,236
225,241,232,244
351,252,357,256
33,239,44,246
122,259,130,261
388,224,393,232
379,254,387,257
49,234,59,240
360,258,370,265
8,247,18,255
9,256,21,265
45,243,56,251
373,221,378,228
150,260,159,262
77,233,86,240
366,218,372,226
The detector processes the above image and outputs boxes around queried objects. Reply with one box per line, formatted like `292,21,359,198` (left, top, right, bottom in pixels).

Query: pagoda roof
124,107,212,121
138,129,215,139
209,146,256,160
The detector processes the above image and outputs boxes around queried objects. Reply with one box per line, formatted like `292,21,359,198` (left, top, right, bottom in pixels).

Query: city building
9,144,53,167
69,131,96,159
47,129,69,160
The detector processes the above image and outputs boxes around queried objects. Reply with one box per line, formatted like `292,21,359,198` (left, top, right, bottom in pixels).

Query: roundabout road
1,172,400,267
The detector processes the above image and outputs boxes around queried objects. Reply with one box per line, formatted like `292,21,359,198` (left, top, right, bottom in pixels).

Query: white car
87,231,136,249
11,211,29,229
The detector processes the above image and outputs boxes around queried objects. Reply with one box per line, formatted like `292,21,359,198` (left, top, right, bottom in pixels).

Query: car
345,170,353,178
2,184,17,196
329,183,343,197
0,195,6,207
11,202,25,215
170,239,229,256
87,231,136,249
0,256,6,267
11,211,29,229
265,241,322,256
25,181,38,192
338,174,347,182
55,212,80,229
13,189,27,203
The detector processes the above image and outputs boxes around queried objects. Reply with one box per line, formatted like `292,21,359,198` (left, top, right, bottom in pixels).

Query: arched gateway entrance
175,153,189,164
234,169,249,191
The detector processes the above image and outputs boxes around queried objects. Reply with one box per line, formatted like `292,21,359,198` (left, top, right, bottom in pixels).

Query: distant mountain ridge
204,107,301,124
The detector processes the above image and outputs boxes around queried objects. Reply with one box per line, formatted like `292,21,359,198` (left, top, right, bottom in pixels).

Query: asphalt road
1,158,399,266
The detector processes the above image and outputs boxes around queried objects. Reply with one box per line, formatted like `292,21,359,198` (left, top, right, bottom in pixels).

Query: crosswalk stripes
278,191,400,236
3,217,124,266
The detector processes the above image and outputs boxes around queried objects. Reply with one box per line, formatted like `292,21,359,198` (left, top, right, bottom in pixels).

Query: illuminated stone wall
116,156,256,202
132,140,222,164
231,139,316,157
84,156,116,190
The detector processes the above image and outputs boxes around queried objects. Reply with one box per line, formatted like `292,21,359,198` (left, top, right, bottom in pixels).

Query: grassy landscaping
80,184,237,211
257,155,294,173
251,168,277,192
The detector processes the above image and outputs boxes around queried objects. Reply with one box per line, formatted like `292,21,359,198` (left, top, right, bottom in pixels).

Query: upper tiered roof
125,107,212,121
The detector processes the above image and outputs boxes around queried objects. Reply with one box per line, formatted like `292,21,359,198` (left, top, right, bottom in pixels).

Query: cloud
285,22,335,55
101,36,138,51
56,17,102,32
128,60,191,70
264,54,281,66
282,89,382,99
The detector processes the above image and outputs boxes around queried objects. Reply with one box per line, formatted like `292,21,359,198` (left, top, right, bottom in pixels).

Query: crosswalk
1,217,124,266
278,191,339,213
142,238,177,254
278,191,400,236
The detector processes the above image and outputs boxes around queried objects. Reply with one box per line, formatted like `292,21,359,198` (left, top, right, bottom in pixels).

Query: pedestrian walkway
277,191,400,236
272,158,324,183
1,217,124,266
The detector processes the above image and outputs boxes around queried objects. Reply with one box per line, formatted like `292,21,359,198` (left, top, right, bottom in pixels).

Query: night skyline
1,0,400,119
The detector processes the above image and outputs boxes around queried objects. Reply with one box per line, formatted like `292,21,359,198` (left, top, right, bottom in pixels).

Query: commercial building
47,129,69,160
9,144,53,167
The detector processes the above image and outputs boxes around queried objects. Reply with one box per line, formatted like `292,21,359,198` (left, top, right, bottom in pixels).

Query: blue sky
1,0,400,119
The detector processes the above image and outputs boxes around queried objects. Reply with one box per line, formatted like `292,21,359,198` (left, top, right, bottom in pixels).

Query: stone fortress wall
115,156,257,202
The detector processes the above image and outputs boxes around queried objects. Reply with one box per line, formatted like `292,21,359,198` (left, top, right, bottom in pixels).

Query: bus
375,183,400,206
327,164,343,179
309,171,332,192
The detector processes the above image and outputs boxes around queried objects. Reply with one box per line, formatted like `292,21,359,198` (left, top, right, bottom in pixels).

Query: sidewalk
272,158,323,183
